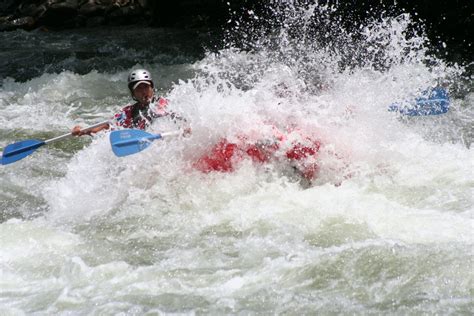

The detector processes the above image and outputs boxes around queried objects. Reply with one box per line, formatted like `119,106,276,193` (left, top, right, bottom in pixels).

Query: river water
0,4,473,315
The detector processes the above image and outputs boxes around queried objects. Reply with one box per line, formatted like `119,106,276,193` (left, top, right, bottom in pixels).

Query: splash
44,2,473,222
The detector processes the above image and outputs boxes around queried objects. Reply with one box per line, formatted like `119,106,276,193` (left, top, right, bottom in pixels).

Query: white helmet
127,69,154,91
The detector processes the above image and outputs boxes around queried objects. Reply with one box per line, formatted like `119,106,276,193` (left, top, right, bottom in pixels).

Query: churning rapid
0,3,473,314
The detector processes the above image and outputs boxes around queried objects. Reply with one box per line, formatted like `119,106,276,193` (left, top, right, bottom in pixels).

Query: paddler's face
133,83,154,105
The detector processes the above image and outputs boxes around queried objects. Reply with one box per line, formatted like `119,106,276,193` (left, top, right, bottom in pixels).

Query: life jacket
114,97,169,130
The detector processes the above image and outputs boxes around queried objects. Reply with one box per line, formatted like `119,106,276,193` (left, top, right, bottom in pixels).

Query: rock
96,0,115,5
37,0,78,27
0,16,14,32
116,0,131,6
78,3,107,16
11,16,35,27
107,4,145,25
50,0,79,11
19,4,45,17
0,16,36,31
137,0,149,8
0,0,18,15
109,5,142,18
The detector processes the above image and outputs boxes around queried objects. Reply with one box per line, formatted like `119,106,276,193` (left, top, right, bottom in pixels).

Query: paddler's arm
71,122,110,136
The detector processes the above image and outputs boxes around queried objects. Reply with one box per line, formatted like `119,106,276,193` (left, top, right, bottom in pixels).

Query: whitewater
0,3,473,314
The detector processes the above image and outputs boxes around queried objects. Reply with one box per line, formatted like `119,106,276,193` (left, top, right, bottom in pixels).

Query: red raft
194,126,321,180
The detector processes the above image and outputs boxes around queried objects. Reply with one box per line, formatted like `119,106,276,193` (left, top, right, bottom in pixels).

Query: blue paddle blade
388,87,450,116
1,139,45,165
110,129,162,157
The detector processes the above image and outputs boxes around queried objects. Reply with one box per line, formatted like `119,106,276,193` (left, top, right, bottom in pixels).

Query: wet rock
109,5,142,18
137,0,149,8
117,0,131,5
0,16,35,31
50,0,79,11
37,1,78,27
0,0,18,15
108,4,145,25
0,0,156,31
78,2,108,17
96,0,115,4
19,4,47,18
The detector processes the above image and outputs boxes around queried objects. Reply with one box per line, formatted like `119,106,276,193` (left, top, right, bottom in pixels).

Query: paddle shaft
158,131,182,138
44,120,110,144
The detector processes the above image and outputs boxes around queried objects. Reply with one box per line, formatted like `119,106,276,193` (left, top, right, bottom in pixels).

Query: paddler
72,68,189,136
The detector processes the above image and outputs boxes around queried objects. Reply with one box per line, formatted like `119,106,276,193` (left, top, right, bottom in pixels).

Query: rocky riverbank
0,0,241,31
0,0,157,31
0,0,472,63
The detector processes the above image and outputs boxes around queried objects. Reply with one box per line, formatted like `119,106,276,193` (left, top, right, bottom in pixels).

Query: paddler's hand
71,125,90,137
72,122,110,136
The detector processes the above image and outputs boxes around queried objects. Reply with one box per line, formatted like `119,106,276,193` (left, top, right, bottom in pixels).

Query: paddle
1,121,109,165
388,87,450,116
110,129,182,157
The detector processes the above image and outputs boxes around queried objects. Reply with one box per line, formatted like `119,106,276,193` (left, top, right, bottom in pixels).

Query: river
0,4,473,314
